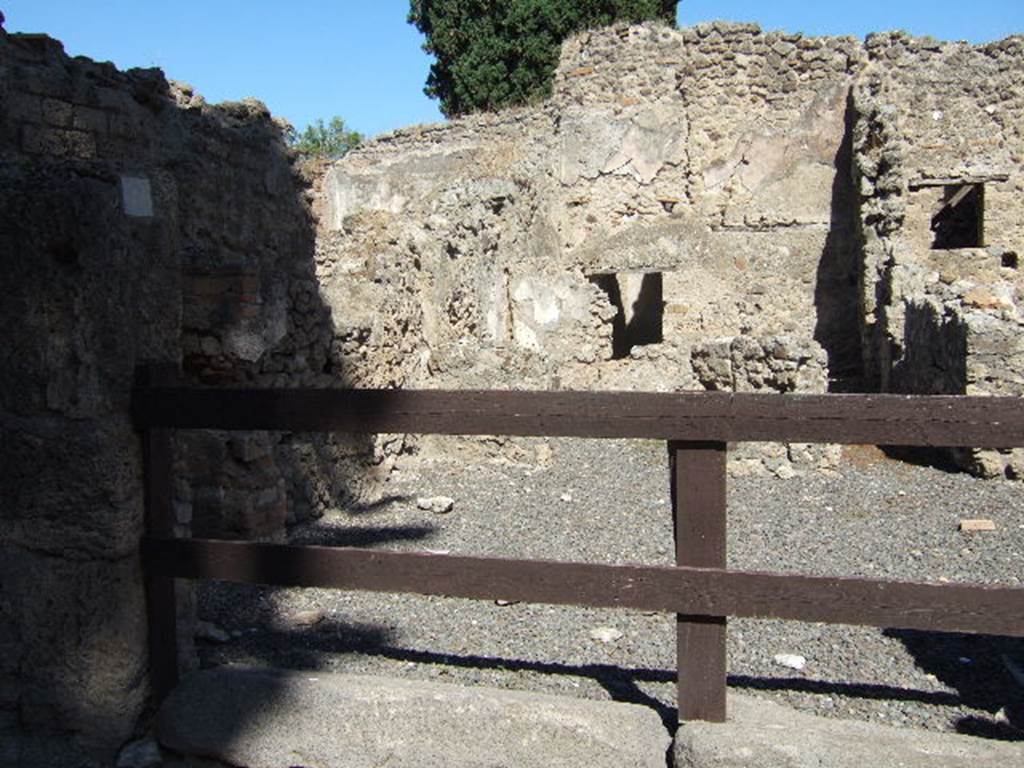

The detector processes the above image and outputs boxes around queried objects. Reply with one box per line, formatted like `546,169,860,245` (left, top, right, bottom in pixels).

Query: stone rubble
416,495,456,514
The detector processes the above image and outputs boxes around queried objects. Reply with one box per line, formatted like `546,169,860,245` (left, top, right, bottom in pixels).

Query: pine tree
408,0,677,117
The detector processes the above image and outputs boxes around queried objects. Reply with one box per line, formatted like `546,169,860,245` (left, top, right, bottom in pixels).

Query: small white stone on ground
195,620,230,643
560,492,573,502
115,737,162,768
287,608,326,627
590,626,623,644
773,653,807,670
416,496,455,514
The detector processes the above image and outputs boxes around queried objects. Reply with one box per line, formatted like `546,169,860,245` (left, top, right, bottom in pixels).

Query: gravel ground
199,439,1024,740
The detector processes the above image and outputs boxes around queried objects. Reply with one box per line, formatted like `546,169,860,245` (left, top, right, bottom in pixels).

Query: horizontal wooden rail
143,537,1024,638
132,387,1024,447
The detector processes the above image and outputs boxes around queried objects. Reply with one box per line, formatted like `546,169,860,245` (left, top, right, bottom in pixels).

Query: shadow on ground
194,611,1024,741
886,628,1024,740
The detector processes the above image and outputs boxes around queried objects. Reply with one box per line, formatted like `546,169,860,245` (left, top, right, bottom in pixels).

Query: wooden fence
133,375,1024,725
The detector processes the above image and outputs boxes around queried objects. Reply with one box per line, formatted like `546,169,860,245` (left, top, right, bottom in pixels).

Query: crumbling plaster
315,23,865,473
314,21,1024,477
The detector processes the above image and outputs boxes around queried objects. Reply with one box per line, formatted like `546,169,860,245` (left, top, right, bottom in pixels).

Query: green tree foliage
408,0,677,117
288,116,363,159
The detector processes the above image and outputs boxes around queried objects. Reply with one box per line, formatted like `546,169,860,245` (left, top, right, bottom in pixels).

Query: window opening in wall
1002,251,1018,269
589,272,663,359
931,184,984,249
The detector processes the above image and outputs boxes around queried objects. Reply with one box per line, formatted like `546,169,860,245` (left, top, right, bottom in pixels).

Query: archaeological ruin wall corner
0,27,380,765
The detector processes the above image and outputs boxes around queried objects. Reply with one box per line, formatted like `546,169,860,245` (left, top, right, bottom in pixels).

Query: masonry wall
852,32,1024,477
0,28,354,765
317,22,871,474
316,22,1024,477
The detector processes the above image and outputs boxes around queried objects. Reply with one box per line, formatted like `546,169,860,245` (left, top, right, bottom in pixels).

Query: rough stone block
7,92,43,122
21,124,96,158
73,105,109,133
109,110,147,139
16,66,70,98
674,694,1023,768
94,86,135,112
0,546,148,766
228,432,273,463
41,96,73,126
0,421,144,559
158,667,671,768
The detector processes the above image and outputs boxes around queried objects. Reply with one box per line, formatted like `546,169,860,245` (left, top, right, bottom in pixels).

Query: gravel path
199,439,1024,740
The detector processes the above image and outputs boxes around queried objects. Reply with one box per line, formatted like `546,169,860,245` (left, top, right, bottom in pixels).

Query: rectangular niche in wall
588,271,664,359
931,183,984,249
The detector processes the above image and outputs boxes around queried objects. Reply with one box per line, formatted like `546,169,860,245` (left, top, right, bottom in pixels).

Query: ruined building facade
320,22,1024,476
1,19,1022,767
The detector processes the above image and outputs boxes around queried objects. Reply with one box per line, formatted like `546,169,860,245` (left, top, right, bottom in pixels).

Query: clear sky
4,2,1022,139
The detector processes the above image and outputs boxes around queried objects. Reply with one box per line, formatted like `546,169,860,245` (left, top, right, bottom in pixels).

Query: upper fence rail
133,387,1024,447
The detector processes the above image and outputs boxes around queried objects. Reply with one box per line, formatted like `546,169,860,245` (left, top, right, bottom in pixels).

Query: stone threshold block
157,666,671,768
674,693,1023,768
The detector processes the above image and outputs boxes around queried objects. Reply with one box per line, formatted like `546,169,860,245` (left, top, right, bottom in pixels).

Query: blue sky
4,2,1022,138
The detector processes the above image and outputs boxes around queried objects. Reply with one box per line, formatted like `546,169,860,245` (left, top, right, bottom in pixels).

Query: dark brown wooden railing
134,373,1024,724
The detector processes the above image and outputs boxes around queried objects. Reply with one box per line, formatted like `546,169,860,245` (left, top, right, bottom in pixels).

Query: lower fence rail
143,536,1024,637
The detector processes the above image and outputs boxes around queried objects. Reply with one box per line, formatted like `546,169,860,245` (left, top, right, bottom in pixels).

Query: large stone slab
674,693,1023,768
157,667,670,768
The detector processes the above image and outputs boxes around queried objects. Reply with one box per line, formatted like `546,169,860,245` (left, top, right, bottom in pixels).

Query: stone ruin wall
317,23,870,475
852,33,1024,476
3,18,1024,767
0,29,388,766
315,21,1024,477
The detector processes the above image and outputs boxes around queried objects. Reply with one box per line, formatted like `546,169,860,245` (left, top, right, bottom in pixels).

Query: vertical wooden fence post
669,439,728,725
139,365,180,702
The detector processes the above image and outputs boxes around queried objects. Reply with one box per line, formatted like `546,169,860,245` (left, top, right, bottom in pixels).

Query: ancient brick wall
316,22,871,475
0,28,353,766
316,21,1024,478
851,32,1024,477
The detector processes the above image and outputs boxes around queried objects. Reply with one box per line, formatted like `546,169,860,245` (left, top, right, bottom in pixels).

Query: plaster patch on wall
510,276,591,353
120,175,153,218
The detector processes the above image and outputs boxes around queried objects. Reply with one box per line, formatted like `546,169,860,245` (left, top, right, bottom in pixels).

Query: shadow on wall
889,300,968,396
589,272,664,360
0,157,173,765
813,89,864,392
0,29,405,766
881,300,969,470
159,86,413,768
